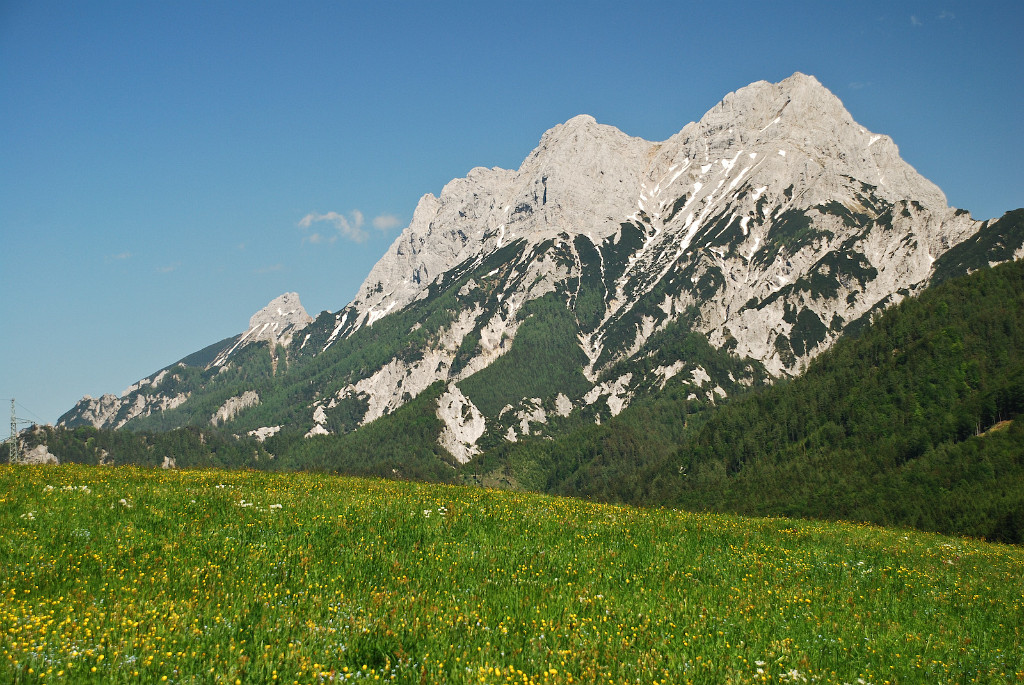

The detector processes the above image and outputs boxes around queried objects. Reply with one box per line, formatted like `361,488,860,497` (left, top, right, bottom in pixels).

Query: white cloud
938,10,955,20
848,81,872,90
372,213,402,231
256,264,283,274
304,231,335,245
911,14,923,26
298,210,368,243
104,251,131,263
157,262,180,274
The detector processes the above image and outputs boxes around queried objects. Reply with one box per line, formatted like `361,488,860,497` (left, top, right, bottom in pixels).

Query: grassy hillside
2,465,1022,684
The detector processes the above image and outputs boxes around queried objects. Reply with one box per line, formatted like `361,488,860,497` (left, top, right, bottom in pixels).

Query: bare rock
17,444,59,465
436,384,486,463
210,391,260,426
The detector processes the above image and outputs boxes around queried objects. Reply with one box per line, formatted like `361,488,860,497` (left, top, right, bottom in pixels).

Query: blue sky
2,1,1022,425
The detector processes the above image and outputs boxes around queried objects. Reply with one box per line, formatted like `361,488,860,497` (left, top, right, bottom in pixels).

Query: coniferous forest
468,258,1024,542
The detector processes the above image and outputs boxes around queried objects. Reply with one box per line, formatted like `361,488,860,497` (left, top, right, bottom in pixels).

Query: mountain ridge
57,73,1023,466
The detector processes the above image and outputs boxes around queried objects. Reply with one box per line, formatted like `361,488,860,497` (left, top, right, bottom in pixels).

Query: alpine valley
42,73,1024,539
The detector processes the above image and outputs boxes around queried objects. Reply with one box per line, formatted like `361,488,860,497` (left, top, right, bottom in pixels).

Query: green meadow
1,465,1021,684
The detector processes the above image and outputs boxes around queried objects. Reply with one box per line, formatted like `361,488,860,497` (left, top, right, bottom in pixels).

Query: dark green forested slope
266,381,457,483
22,424,271,470
478,258,1024,542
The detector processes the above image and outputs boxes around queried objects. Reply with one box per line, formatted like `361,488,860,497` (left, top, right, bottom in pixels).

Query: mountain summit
59,74,1023,462
346,73,952,328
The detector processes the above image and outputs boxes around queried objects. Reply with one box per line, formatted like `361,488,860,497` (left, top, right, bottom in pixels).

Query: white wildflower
20,511,36,521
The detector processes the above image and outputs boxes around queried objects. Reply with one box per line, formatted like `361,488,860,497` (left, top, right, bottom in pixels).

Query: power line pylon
9,398,18,463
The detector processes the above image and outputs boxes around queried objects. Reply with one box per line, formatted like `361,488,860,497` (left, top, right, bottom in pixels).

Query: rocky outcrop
212,292,313,366
210,391,260,426
69,393,122,429
16,444,59,465
62,387,189,430
248,426,281,442
436,384,486,464
304,406,330,438
348,115,652,323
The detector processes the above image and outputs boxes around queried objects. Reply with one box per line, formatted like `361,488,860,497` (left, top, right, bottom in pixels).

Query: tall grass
2,464,1021,683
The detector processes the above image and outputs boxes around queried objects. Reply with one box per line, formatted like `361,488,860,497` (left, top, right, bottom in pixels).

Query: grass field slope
2,465,1022,684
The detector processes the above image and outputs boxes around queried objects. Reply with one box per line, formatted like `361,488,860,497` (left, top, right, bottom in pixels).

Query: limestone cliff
57,74,1023,465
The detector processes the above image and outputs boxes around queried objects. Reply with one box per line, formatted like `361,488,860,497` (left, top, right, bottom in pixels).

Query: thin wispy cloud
157,262,180,274
299,210,368,243
849,81,872,90
938,10,955,20
256,264,284,274
304,231,335,245
104,251,132,263
372,213,402,231
911,14,923,26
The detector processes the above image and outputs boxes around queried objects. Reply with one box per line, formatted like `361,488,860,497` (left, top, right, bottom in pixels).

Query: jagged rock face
344,74,958,333
347,116,652,326
56,73,1023,464
248,426,281,442
63,387,189,430
212,292,312,366
436,384,486,464
307,72,989,451
16,444,60,465
211,391,260,426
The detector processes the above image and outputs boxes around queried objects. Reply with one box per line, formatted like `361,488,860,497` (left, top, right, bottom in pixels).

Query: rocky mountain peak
692,72,947,210
347,73,958,331
57,74,1023,457
247,292,312,336
535,113,616,149
210,292,313,367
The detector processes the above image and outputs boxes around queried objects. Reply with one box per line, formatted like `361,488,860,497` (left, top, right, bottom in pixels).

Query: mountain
58,73,1024,466
469,253,1024,542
